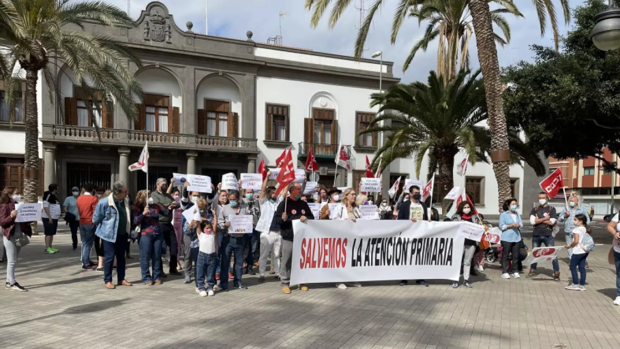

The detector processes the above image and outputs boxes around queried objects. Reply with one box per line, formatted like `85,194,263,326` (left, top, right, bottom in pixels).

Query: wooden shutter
197,109,206,135
331,118,338,147
169,107,179,133
355,113,361,146
284,107,290,142
134,103,145,131
228,112,239,137
304,118,314,145
103,102,114,128
64,97,77,125
4,165,24,193
265,110,273,141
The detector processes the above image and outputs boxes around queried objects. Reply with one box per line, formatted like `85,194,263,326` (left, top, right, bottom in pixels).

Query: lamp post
591,1,620,51
372,51,389,199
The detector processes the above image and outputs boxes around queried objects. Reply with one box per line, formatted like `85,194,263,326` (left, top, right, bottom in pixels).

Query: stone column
247,156,257,173
118,147,131,185
43,143,56,189
187,151,198,174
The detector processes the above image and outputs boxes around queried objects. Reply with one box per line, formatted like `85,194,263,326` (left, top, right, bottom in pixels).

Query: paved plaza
1,226,620,349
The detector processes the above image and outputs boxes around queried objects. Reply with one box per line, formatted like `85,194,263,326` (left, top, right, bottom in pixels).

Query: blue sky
109,0,586,82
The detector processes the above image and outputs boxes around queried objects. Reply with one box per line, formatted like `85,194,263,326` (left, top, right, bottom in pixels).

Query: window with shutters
1,158,25,194
77,100,102,127
66,87,114,128
0,90,24,123
465,177,485,205
355,112,377,148
306,108,337,156
265,104,289,142
510,178,519,199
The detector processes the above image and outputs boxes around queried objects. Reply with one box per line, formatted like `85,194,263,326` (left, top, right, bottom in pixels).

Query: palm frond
354,0,384,59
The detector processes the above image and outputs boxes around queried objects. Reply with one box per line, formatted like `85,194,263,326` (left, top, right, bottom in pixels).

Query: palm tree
362,70,544,215
0,0,143,203
400,0,522,80
305,0,569,212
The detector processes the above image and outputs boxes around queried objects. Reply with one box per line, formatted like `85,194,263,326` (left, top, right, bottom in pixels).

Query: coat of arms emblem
143,11,171,43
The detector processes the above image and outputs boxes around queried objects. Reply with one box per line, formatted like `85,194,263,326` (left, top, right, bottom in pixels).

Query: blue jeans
79,225,96,265
196,251,217,292
43,219,58,236
220,235,245,289
103,237,127,284
614,251,620,297
530,236,559,272
139,233,163,283
569,253,589,286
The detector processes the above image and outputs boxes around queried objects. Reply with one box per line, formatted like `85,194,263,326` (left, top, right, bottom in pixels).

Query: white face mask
96,194,102,199
381,203,387,207
368,201,373,205
463,208,471,214
147,197,154,205
191,196,199,204
332,194,341,202
72,191,79,197
11,194,21,202
539,199,547,205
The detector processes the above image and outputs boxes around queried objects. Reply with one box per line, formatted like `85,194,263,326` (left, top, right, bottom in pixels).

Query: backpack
580,231,595,253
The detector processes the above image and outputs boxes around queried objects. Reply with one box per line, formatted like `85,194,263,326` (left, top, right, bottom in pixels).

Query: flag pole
562,186,569,210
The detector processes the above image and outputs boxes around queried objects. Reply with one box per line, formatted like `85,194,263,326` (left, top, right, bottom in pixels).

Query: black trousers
69,221,80,249
501,241,520,274
161,223,178,273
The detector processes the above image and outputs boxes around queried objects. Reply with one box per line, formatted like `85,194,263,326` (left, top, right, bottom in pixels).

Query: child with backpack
565,214,595,291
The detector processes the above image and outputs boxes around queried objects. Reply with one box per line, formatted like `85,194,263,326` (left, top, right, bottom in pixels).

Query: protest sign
303,181,318,195
241,173,263,191
307,203,321,218
182,207,200,223
229,215,253,234
172,173,187,187
456,221,485,242
291,220,466,284
268,168,280,180
328,203,339,220
523,246,564,266
294,169,306,184
359,205,379,220
405,179,423,192
221,173,239,191
361,178,382,193
187,174,211,193
15,203,41,223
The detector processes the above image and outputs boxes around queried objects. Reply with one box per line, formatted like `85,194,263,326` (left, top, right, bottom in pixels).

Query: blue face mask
229,201,238,208
246,193,254,200
510,205,517,212
569,202,575,208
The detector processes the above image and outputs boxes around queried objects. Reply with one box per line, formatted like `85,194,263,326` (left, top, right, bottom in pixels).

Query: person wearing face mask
378,199,393,220
63,186,81,251
150,178,181,276
499,198,523,279
217,191,251,290
95,187,105,200
169,185,184,269
528,192,560,280
451,201,480,288
214,189,229,280
133,189,168,285
397,185,429,287
242,188,260,275
41,184,61,254
256,171,287,282
77,183,100,270
319,188,342,219
559,196,590,261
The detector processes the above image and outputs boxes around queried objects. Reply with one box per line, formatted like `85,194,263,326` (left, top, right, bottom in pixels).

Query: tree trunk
468,0,511,212
23,69,39,203
436,148,458,219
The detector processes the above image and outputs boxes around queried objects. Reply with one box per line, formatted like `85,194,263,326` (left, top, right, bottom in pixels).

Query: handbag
130,225,141,241
15,231,30,247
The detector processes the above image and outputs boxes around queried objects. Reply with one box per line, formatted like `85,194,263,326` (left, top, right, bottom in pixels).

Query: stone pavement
1,233,620,349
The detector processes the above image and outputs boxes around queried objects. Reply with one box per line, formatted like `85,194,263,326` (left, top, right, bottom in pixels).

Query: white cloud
99,0,586,82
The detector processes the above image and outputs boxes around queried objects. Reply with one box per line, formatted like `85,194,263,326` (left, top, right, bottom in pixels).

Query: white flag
388,176,401,198
335,143,351,170
456,156,469,177
129,142,149,173
445,187,465,219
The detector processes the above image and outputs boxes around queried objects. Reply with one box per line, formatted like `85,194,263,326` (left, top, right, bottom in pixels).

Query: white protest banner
172,173,187,187
229,215,253,234
456,221,485,242
307,203,321,218
361,178,382,193
523,246,564,266
294,169,306,184
15,203,41,223
182,207,200,223
359,205,379,220
405,179,423,192
328,203,339,220
291,220,466,284
187,174,212,193
483,227,502,244
221,173,239,191
241,173,263,191
444,187,461,200
268,168,281,180
303,181,318,195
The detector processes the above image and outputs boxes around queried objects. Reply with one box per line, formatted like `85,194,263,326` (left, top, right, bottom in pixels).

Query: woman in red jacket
1,187,33,291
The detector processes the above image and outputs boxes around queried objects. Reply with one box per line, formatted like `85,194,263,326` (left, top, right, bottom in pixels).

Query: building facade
0,1,538,217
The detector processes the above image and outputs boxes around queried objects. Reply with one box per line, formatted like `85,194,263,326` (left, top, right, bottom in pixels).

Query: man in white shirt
606,214,620,306
256,172,285,283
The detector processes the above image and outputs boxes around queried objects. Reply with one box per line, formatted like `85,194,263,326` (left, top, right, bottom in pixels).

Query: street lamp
372,51,388,198
591,1,620,51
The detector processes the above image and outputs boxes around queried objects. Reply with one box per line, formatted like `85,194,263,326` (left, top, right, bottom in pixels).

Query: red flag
275,148,288,168
422,176,434,202
364,156,375,178
275,150,295,196
257,158,267,181
374,159,382,179
539,168,564,199
466,194,478,215
305,149,319,172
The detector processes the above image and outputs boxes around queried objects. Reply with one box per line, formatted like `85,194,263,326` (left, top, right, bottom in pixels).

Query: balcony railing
298,142,339,156
42,124,258,152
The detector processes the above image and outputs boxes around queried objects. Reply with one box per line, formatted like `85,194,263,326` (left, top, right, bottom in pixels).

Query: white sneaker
208,290,214,297
477,266,485,272
213,285,221,292
614,296,620,306
336,283,347,289
512,273,520,279
578,286,586,291
501,273,510,279
199,290,207,297
567,285,581,291
565,284,577,289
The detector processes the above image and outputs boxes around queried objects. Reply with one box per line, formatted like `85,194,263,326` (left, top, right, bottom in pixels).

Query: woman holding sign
451,201,479,289
331,188,362,289
1,187,33,291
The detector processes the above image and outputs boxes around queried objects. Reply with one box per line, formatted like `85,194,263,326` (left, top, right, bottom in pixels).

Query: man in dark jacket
397,185,429,287
275,182,314,294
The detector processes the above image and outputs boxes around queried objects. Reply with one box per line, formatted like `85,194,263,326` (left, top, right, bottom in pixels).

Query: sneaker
452,282,459,289
199,290,207,297
501,273,510,279
214,285,222,292
9,282,26,292
614,297,620,306
81,264,93,271
235,283,248,290
566,284,581,291
282,286,291,294
565,284,577,289
155,280,163,285
478,266,484,272
464,281,473,289
416,280,429,287
300,285,309,291
145,281,153,286
51,247,59,253
511,273,520,279
5,282,10,289
336,283,347,289
45,247,56,254
578,286,586,291
258,276,265,283
207,290,214,296
183,276,191,284
95,267,104,272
